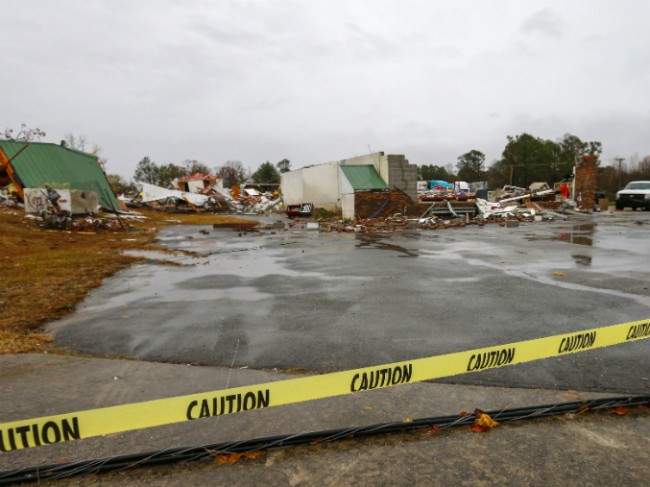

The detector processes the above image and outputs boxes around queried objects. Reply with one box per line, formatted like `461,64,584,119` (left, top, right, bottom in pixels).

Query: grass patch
311,207,341,220
0,207,254,354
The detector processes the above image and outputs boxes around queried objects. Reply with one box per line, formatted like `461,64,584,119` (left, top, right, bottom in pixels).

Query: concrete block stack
386,155,419,202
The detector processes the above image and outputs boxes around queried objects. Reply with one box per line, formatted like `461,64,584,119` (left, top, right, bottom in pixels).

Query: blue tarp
428,180,453,190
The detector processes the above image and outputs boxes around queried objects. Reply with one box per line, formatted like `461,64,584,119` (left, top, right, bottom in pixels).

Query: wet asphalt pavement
3,353,648,485
49,211,650,394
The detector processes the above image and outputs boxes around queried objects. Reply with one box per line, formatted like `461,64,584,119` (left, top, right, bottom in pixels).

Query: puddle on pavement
572,254,592,266
355,235,418,257
527,223,596,246
84,234,370,313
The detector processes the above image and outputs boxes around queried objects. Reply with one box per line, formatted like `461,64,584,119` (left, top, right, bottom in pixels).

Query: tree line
114,157,293,194
420,132,650,198
4,124,648,198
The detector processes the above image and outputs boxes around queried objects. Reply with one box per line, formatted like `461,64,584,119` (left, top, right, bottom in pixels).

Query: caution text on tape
1,318,649,452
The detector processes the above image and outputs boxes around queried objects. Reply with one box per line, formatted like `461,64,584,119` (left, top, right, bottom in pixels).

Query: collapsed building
281,152,419,219
0,140,120,212
132,175,282,214
278,150,601,237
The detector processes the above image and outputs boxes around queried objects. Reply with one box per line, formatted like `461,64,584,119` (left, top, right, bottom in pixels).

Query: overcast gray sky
2,0,649,179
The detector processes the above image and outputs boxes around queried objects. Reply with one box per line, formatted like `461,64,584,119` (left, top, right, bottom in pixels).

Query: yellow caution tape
1,318,649,452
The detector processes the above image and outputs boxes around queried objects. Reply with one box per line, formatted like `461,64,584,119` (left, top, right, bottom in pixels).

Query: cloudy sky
2,0,649,178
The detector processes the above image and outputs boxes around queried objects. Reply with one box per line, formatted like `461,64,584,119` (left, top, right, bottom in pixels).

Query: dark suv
615,181,650,210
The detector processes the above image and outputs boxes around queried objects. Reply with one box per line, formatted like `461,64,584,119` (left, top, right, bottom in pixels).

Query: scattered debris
469,409,500,433
212,221,260,230
130,181,283,215
285,191,575,234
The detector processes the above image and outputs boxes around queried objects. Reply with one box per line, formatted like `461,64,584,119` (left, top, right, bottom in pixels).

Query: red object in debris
287,203,313,219
560,183,569,198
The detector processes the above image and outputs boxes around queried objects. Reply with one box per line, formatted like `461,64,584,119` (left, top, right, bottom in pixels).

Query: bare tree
64,133,88,151
64,133,108,170
1,124,46,141
183,159,213,175
215,160,249,187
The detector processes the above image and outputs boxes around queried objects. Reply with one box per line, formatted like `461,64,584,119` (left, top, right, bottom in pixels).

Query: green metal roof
0,140,119,210
341,165,389,191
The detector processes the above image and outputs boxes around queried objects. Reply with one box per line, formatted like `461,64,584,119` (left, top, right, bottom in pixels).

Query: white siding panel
280,170,305,206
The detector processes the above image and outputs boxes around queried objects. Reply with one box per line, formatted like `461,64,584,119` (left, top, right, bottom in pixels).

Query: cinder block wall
386,155,418,201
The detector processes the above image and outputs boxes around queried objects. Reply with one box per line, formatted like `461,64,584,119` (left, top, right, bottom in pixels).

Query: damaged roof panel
341,165,389,191
0,140,119,210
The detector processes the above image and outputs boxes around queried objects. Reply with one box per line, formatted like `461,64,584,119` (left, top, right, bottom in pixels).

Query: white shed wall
302,162,340,210
341,193,355,219
281,162,341,211
339,165,355,195
280,170,305,206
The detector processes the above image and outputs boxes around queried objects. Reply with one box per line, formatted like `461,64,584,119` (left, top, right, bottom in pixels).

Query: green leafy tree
106,174,137,195
276,158,291,173
252,161,281,184
557,134,602,177
493,133,559,187
157,163,186,187
491,133,603,189
215,160,249,187
456,150,486,181
133,157,184,187
419,164,453,181
486,163,508,189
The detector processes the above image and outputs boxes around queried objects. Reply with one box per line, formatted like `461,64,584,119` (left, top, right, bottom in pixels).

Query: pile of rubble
31,213,128,231
286,192,571,235
314,212,535,234
418,189,468,201
318,214,411,233
126,179,283,215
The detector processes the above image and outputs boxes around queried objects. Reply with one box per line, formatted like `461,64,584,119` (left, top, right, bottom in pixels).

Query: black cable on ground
1,395,648,486
369,199,390,219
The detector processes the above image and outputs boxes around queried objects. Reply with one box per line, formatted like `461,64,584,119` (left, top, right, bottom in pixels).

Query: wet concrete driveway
49,212,650,394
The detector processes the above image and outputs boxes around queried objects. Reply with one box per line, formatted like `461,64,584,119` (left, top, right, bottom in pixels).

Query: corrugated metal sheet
341,165,389,191
0,140,119,210
139,182,209,205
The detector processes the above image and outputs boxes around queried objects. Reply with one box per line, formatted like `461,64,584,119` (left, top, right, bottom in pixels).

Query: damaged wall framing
0,140,119,211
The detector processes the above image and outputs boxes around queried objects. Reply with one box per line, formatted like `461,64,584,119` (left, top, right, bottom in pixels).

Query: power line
1,395,647,485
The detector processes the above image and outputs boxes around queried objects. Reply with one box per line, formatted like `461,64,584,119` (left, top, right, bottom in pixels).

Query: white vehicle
453,181,469,194
615,181,650,210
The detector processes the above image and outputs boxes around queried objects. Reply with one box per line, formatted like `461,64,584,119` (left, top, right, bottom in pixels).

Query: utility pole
614,157,625,189
572,157,577,202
